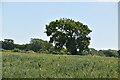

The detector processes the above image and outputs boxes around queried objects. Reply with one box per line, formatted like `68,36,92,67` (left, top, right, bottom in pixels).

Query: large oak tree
45,18,92,55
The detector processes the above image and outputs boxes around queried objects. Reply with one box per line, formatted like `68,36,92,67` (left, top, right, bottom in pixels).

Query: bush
0,49,5,52
59,49,71,55
26,50,35,53
48,47,71,55
12,48,22,52
0,49,12,52
38,50,48,54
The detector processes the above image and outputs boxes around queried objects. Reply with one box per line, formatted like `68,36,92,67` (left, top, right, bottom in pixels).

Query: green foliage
45,18,92,55
89,48,98,56
27,38,53,52
12,48,23,52
101,49,118,57
94,49,119,57
38,50,48,54
0,41,2,49
59,48,71,55
46,46,70,55
14,44,26,50
85,48,119,57
117,50,120,57
2,39,14,50
29,38,42,52
38,39,53,53
26,50,35,53
0,49,5,52
1,38,53,53
0,49,11,52
2,52,118,78
0,38,119,57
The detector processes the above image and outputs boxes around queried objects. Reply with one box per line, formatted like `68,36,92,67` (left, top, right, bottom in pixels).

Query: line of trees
0,38,119,57
0,38,53,53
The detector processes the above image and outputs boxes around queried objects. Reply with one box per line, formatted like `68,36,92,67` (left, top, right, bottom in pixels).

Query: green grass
0,52,2,79
2,52,118,78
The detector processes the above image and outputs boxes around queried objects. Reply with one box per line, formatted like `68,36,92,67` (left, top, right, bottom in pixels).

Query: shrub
12,48,22,52
26,50,35,53
59,49,71,55
0,49,11,52
49,47,71,55
0,49,5,52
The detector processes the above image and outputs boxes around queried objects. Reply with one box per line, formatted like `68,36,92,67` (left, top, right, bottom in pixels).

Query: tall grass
2,52,118,78
0,52,2,79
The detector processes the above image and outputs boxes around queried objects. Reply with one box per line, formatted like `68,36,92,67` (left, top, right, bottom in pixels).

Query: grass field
2,52,118,78
0,52,2,79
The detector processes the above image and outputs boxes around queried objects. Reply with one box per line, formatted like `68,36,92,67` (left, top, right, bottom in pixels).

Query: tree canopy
45,18,92,55
2,39,14,50
29,38,52,52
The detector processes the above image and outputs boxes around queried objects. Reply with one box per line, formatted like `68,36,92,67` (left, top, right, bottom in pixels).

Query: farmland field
2,52,118,78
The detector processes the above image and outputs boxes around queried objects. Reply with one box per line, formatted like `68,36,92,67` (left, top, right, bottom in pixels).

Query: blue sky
0,2,118,50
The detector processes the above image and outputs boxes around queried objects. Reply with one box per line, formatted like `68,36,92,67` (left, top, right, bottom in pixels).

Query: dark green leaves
45,18,92,55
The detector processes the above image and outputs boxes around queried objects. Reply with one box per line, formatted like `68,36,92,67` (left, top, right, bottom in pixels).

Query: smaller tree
28,38,53,53
29,38,42,52
39,40,53,54
98,49,119,57
103,49,118,57
2,39,14,50
89,48,98,56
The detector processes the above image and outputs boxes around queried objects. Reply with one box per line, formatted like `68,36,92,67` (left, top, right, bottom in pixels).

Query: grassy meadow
0,52,2,79
2,52,118,78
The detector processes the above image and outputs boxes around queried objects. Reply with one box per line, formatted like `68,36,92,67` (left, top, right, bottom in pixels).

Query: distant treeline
0,38,119,57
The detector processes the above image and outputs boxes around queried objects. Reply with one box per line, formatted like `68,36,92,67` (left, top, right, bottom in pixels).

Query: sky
1,0,119,2
118,2,120,50
0,1,118,50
